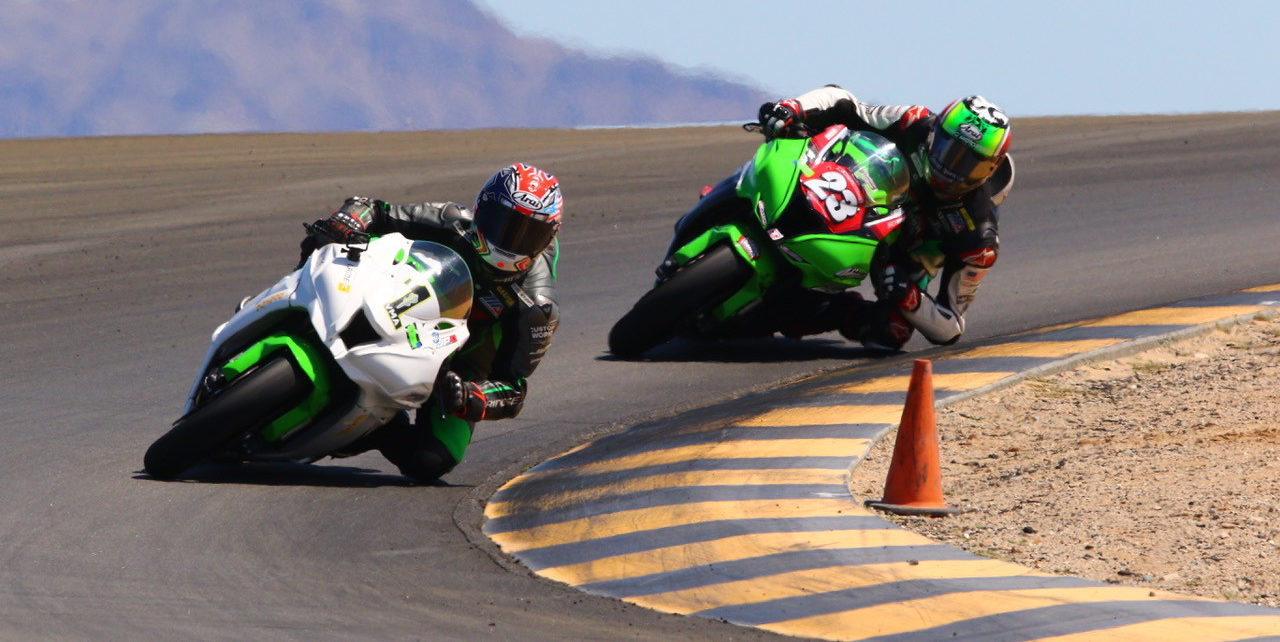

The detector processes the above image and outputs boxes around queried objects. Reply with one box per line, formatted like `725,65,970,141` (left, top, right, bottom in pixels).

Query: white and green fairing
186,235,472,458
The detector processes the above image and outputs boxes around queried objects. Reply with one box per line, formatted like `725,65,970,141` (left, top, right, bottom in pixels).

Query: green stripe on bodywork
221,333,330,441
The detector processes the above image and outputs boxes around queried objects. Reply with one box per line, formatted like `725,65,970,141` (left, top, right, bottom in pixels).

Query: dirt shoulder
850,315,1280,607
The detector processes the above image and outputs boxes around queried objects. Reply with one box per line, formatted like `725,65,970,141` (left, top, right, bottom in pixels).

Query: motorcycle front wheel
608,244,752,358
143,356,310,480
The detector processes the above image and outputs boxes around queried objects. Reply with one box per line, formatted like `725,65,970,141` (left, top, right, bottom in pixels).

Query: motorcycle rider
299,163,562,483
756,85,1014,350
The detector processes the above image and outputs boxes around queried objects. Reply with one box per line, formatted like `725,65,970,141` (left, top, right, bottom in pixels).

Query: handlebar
741,121,815,140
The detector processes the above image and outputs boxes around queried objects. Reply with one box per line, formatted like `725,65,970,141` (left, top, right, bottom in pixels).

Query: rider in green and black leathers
300,163,563,483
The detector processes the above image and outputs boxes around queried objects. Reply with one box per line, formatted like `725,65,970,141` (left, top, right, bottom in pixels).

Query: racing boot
841,300,913,353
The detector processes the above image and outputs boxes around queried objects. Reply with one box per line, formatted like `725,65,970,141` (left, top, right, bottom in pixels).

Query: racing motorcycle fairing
671,126,912,318
177,234,472,462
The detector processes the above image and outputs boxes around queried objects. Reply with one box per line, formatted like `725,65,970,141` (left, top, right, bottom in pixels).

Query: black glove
435,371,487,421
758,99,803,139
307,210,369,245
305,196,379,247
876,263,924,312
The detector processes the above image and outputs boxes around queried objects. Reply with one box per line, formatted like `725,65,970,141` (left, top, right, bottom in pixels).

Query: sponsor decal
338,265,356,293
427,329,459,349
487,246,520,270
865,207,905,240
510,190,546,212
835,266,867,280
896,284,921,312
405,324,460,351
943,207,974,233
255,291,288,310
957,122,984,143
801,162,866,233
735,235,759,260
898,105,929,128
490,283,527,309
341,412,370,435
767,227,784,242
511,284,535,308
479,294,504,317
385,284,432,329
956,268,987,305
961,247,997,267
779,244,806,264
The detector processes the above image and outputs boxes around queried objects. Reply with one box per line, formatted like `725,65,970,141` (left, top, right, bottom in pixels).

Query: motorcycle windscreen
405,241,474,320
824,130,912,209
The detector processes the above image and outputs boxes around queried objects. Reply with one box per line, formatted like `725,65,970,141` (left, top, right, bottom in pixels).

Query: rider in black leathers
300,163,562,483
756,85,1014,350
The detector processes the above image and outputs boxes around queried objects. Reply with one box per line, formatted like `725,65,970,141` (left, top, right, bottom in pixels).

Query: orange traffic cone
865,359,959,516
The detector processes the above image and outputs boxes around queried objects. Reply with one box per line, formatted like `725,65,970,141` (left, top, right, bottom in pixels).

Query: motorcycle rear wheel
143,356,310,480
608,244,751,358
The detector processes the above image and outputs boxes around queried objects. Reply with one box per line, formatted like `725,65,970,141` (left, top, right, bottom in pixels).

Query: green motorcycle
608,124,913,358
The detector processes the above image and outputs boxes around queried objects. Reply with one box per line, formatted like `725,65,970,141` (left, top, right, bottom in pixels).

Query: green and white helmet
925,96,1011,199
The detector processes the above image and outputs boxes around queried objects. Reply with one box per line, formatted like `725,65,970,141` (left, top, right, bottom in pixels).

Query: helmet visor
473,200,559,259
928,130,1000,195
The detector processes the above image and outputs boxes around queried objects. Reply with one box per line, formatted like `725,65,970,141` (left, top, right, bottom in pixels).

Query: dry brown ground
850,314,1280,607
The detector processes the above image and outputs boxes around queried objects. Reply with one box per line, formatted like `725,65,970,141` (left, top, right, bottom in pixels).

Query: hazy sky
474,0,1280,118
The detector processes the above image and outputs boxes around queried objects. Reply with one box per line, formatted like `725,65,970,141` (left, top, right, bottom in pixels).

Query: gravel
849,315,1280,607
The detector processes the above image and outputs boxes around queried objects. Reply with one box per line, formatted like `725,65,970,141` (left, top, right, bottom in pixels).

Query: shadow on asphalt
595,335,899,363
133,461,464,488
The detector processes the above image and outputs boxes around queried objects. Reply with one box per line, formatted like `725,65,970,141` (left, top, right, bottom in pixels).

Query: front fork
209,333,332,442
665,224,780,323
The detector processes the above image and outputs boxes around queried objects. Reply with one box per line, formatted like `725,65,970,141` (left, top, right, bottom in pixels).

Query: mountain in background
0,0,770,138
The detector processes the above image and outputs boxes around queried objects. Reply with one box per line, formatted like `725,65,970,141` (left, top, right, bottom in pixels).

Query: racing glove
758,99,803,139
877,263,923,313
304,196,377,247
435,372,528,421
298,196,381,266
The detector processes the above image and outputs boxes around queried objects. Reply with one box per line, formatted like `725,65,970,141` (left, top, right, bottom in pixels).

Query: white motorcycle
144,233,472,480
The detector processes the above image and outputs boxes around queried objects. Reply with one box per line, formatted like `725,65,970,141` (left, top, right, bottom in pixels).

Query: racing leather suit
781,85,1013,348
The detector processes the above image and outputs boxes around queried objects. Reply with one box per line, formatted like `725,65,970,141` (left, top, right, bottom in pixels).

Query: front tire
143,357,310,479
608,244,752,358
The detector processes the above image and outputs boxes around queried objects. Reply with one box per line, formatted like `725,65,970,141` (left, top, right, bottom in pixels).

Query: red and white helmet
471,163,562,280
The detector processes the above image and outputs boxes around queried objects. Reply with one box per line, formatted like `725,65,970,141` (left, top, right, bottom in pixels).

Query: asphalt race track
2,112,1279,640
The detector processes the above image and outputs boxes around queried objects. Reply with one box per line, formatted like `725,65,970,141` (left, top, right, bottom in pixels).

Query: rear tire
608,244,752,358
143,357,310,480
